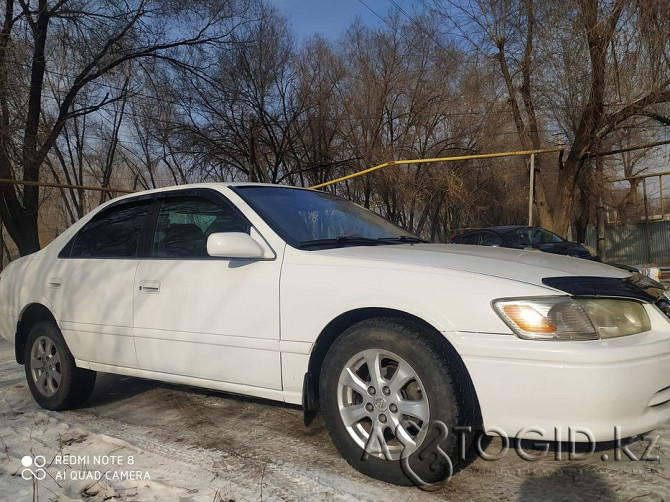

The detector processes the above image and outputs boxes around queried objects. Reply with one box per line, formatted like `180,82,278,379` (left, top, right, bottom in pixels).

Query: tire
319,317,473,486
24,321,96,410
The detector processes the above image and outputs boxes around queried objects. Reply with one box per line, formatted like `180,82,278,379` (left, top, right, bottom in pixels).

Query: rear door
45,199,152,368
132,190,282,390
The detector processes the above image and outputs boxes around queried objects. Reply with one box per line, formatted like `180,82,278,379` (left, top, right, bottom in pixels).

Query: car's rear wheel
320,318,472,485
24,321,96,410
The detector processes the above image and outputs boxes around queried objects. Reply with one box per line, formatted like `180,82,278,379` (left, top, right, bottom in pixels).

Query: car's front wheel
320,318,472,485
24,321,96,410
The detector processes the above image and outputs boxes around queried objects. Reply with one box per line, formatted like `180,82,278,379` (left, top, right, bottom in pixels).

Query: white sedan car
1,183,670,485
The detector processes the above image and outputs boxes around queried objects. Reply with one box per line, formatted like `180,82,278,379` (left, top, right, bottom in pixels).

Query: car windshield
233,186,422,249
506,227,565,246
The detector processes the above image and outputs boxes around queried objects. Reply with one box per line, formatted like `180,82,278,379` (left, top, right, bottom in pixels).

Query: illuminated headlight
492,297,651,341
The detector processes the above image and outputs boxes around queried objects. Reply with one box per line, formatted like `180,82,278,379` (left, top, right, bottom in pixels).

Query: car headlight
577,298,651,338
492,297,651,341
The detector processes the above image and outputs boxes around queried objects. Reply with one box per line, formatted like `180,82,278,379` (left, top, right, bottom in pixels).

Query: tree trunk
0,185,40,255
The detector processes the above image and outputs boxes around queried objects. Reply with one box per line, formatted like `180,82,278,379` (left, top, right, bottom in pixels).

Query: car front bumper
452,311,670,443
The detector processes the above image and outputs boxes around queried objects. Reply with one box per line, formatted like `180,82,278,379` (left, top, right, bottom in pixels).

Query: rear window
68,201,151,258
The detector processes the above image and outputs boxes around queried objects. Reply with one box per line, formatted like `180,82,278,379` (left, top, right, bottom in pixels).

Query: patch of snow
0,339,668,501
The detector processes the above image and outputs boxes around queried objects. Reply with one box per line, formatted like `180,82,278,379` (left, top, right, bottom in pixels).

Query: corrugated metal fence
586,220,670,266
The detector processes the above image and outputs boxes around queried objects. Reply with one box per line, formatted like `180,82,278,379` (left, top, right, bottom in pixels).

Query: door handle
48,277,62,289
138,280,161,294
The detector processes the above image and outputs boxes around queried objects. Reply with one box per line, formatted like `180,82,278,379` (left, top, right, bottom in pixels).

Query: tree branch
597,88,670,139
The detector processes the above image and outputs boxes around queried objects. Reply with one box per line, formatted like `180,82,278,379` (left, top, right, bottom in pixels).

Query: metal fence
586,220,670,266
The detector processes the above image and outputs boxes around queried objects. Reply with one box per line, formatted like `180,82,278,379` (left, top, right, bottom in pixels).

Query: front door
133,192,282,390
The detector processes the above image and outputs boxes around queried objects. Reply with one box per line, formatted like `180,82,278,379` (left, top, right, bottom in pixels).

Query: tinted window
510,229,532,246
455,233,479,245
152,196,249,258
506,227,564,246
70,201,151,258
480,233,502,246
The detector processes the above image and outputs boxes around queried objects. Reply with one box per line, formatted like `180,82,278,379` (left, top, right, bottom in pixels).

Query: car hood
316,243,629,289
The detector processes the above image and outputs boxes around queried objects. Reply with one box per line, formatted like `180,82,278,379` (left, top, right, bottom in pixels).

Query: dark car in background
450,225,601,261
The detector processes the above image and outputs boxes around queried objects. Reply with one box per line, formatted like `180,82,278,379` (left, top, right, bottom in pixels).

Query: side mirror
206,232,265,259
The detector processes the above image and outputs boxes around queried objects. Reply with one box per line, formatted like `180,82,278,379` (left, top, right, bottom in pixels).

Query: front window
152,196,249,258
507,227,564,246
233,186,422,249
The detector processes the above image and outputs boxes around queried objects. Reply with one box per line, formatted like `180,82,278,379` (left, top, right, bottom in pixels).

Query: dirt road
0,339,668,501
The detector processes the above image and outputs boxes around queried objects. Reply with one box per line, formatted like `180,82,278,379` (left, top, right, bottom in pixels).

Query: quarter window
69,201,151,258
152,197,249,258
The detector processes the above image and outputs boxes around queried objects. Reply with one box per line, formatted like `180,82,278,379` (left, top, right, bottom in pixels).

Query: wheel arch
302,307,483,428
15,303,57,364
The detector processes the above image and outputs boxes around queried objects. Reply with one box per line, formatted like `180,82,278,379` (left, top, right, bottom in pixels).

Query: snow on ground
0,338,669,501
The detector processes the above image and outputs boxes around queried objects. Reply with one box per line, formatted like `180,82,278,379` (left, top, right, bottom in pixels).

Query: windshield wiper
377,235,429,244
298,236,390,249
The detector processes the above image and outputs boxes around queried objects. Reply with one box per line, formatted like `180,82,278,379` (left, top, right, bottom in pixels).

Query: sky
269,0,418,41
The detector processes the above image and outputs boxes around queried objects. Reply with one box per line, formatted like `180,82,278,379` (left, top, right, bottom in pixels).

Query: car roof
456,225,525,234
139,182,304,192
106,182,311,203
489,225,527,233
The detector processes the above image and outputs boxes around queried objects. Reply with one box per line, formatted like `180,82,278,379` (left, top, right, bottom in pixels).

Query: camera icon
21,455,47,481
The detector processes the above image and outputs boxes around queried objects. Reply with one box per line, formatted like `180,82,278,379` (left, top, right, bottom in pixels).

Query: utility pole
248,116,257,183
528,153,535,226
595,156,606,260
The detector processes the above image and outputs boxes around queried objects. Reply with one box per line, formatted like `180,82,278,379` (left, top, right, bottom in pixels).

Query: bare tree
432,0,670,237
284,36,353,188
0,0,246,255
170,3,304,185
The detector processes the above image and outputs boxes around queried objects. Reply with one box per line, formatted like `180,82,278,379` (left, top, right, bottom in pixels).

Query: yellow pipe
309,147,563,189
608,169,670,183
